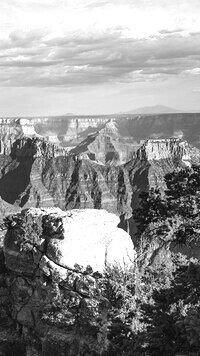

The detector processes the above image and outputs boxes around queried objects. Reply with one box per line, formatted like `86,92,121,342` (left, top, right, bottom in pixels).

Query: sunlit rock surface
4,207,135,273
137,138,191,166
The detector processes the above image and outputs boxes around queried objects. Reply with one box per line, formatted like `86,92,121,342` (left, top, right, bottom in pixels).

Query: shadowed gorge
0,157,33,206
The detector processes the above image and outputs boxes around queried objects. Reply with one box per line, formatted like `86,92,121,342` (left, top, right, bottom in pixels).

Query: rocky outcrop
69,120,136,164
0,118,23,155
4,207,135,273
1,207,135,355
137,138,191,166
0,118,41,155
12,137,68,158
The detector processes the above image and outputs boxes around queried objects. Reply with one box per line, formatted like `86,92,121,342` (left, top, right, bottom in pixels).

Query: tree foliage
141,259,200,355
133,165,200,246
132,165,200,355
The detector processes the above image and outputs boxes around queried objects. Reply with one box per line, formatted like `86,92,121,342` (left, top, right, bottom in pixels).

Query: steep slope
0,136,133,222
69,120,137,164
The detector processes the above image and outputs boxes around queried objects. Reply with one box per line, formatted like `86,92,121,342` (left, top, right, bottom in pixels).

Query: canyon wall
137,138,191,166
1,113,200,151
0,114,198,240
116,113,200,149
0,131,196,242
0,117,110,152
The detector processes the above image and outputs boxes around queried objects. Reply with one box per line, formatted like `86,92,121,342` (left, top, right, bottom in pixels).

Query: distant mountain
120,105,184,115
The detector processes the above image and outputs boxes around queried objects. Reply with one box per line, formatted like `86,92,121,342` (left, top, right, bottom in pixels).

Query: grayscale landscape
1,1,200,356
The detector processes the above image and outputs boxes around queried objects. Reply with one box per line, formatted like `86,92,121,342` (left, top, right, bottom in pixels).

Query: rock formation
4,207,135,273
1,113,200,151
0,135,133,222
69,120,136,164
0,207,135,355
137,138,191,166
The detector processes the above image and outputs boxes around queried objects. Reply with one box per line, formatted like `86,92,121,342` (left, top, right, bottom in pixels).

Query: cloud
184,68,200,75
0,0,200,89
84,0,200,10
0,29,200,87
159,28,186,35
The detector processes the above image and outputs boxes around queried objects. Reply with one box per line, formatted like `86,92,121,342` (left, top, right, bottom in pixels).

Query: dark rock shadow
0,139,35,206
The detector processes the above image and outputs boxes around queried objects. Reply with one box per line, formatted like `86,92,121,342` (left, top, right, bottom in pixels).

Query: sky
0,0,200,116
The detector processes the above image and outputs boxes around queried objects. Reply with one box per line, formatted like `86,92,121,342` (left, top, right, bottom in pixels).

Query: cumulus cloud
0,0,200,88
0,28,200,87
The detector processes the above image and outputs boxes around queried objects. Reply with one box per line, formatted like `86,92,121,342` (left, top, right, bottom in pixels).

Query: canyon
0,114,200,355
2,112,200,150
0,116,197,243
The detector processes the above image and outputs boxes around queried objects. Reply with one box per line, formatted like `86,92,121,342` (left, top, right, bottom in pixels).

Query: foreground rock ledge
0,208,135,356
4,207,135,274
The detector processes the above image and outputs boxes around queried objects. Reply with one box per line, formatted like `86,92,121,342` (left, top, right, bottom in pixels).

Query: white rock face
19,119,38,136
47,209,135,271
4,208,135,275
138,138,191,166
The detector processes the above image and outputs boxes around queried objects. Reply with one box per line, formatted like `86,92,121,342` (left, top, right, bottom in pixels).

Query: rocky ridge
1,113,200,150
137,138,191,166
69,120,136,164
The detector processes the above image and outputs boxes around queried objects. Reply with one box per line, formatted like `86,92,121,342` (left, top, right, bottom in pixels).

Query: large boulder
4,207,135,274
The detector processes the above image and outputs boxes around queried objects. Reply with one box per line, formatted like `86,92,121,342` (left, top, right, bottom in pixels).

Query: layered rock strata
137,138,191,166
69,120,136,164
0,136,133,221
2,113,200,150
0,134,197,241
